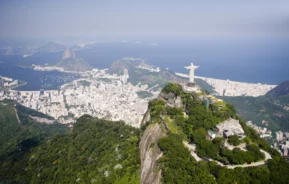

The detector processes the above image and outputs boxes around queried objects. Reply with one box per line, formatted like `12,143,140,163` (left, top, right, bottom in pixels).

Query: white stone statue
185,63,199,83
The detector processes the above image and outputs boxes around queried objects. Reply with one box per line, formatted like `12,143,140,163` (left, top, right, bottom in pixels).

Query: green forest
1,83,289,184
0,100,67,158
221,95,289,132
0,102,140,183
147,83,289,184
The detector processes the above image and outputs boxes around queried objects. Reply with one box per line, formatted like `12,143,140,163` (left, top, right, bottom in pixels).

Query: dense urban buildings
175,73,276,97
0,69,155,127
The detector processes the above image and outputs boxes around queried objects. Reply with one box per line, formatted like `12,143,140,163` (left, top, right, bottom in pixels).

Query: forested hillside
0,100,67,158
1,83,289,184
0,114,140,183
220,81,289,132
221,96,289,133
144,83,289,184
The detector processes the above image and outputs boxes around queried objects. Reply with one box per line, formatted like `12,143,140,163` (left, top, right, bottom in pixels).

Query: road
208,149,271,169
14,107,21,124
183,141,202,161
183,141,272,169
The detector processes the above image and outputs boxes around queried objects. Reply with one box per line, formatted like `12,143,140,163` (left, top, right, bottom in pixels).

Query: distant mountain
55,48,92,72
109,59,214,93
38,42,66,52
0,41,65,55
0,45,32,56
109,59,182,90
267,80,289,97
61,48,76,59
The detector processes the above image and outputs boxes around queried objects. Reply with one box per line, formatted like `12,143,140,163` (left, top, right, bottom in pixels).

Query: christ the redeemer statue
185,63,199,83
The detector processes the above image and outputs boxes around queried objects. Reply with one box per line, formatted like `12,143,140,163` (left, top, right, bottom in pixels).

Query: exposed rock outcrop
159,92,183,108
140,123,165,184
139,87,185,184
62,48,76,60
141,108,151,125
56,48,92,72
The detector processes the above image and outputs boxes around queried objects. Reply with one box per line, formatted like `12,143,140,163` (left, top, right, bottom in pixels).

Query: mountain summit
61,48,76,60
55,48,92,72
266,80,289,97
38,42,66,52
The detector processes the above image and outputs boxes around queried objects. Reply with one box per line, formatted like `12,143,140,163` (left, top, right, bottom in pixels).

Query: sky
0,0,289,39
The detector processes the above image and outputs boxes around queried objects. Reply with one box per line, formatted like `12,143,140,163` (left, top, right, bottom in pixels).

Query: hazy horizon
1,0,289,40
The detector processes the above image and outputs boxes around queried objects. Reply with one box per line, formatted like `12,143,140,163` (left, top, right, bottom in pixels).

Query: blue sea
0,37,288,90
76,37,289,85
0,52,80,91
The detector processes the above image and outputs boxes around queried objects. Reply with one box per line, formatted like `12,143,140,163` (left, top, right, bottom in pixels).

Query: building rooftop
216,118,245,138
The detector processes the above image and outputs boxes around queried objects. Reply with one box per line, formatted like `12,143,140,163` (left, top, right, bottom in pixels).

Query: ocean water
0,37,288,91
0,53,80,91
75,38,289,85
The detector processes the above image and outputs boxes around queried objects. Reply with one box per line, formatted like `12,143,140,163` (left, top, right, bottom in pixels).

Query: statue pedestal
179,82,201,93
186,82,196,87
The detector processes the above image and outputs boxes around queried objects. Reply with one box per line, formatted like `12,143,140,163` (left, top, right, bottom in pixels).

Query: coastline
11,81,28,90
175,72,276,97
175,72,276,86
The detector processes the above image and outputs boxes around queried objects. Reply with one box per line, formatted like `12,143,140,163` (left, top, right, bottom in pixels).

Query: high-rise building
0,77,3,87
40,89,44,96
283,148,288,156
122,69,129,85
276,131,284,142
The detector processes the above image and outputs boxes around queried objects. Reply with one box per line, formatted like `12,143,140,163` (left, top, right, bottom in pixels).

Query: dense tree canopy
0,115,140,184
154,83,289,184
158,133,216,184
2,83,289,184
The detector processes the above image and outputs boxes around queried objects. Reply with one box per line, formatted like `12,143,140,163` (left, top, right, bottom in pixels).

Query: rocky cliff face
62,48,76,60
140,123,164,184
159,92,183,108
139,91,183,184
141,108,151,125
